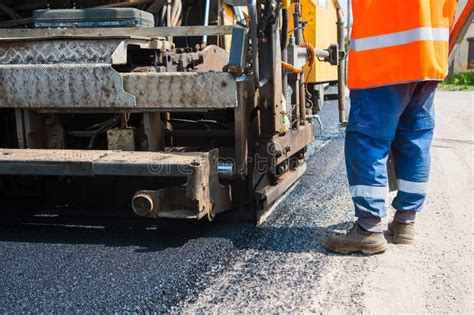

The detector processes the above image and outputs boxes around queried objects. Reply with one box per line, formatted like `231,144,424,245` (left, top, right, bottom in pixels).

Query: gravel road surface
0,92,472,313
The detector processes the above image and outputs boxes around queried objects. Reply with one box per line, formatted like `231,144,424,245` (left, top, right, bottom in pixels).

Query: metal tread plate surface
0,35,235,110
0,39,122,64
122,72,237,109
0,63,136,108
0,65,237,109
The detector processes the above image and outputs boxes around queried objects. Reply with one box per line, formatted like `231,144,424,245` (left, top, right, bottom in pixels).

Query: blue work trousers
345,81,438,219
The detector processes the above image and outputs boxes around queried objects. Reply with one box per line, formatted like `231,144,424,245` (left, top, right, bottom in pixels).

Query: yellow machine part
288,0,338,83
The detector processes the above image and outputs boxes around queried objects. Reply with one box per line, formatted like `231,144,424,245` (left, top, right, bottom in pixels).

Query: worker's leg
391,129,433,218
327,132,392,255
326,84,416,255
345,132,391,232
388,128,433,244
391,81,437,222
345,84,416,232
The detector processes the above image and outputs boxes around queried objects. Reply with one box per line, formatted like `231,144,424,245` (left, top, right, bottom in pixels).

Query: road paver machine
0,0,344,223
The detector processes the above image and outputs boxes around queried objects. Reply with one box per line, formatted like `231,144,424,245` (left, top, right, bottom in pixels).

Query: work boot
325,223,388,255
388,221,415,244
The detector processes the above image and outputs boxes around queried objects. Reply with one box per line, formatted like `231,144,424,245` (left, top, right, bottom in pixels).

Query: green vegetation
439,71,474,91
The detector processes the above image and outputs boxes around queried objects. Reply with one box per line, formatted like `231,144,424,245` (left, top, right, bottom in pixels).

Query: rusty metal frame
255,124,313,174
255,162,307,219
258,14,284,136
233,76,256,178
0,148,231,219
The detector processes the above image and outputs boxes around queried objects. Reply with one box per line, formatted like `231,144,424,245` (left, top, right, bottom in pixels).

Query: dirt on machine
0,0,345,223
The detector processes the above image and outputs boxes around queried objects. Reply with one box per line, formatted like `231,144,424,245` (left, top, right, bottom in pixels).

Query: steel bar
247,0,260,87
202,0,211,45
255,162,307,216
315,48,330,58
0,25,239,39
336,5,347,124
167,130,234,137
299,73,306,124
0,149,211,177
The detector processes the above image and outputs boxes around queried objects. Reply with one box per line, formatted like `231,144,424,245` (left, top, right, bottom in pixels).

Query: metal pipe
293,2,302,45
294,75,300,126
14,109,26,149
280,3,292,107
247,0,260,87
282,48,289,123
299,73,306,124
216,0,223,48
166,129,234,137
202,0,210,45
218,161,234,176
281,6,289,116
281,8,289,51
293,1,305,124
166,0,172,41
336,5,347,124
346,0,351,49
131,191,156,217
315,48,330,58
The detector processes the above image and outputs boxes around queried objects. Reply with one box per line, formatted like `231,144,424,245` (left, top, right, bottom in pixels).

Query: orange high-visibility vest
348,0,457,90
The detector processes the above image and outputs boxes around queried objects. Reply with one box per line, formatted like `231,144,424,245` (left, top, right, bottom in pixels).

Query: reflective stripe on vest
350,27,449,52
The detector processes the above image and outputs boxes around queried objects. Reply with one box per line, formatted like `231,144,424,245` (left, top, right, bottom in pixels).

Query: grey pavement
1,91,471,313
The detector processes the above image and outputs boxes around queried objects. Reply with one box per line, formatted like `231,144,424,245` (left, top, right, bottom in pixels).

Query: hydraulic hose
281,61,303,73
281,0,290,50
300,42,315,68
248,0,260,87
280,8,289,51
281,42,316,74
257,2,277,38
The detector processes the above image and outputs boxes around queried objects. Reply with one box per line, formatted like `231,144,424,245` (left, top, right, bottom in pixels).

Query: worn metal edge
257,179,300,226
0,25,241,39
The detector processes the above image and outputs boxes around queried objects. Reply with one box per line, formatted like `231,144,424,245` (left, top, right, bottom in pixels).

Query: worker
325,0,457,255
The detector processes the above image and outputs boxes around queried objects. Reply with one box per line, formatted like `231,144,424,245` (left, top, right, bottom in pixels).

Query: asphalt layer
0,99,350,313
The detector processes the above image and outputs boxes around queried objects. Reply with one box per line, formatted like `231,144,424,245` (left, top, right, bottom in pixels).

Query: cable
67,114,120,149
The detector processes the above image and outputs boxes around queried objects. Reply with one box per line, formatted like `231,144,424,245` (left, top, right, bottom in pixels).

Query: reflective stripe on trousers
345,81,437,218
398,179,428,195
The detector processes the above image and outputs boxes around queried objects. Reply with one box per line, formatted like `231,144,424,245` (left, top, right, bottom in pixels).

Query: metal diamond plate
0,38,237,110
0,64,135,108
122,72,237,109
0,39,121,64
